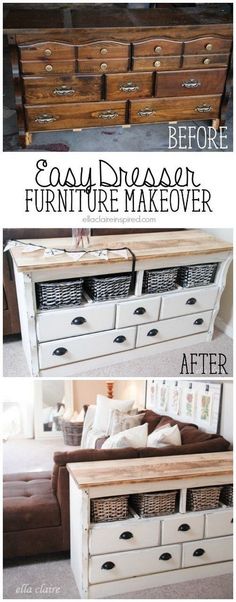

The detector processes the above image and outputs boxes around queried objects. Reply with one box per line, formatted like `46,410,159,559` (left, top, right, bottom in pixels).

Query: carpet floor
3,438,72,474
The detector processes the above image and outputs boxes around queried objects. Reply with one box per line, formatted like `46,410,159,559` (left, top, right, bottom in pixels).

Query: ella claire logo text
24,159,212,214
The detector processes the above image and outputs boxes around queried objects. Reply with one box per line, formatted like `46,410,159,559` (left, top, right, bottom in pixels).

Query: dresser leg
25,132,33,147
212,118,220,131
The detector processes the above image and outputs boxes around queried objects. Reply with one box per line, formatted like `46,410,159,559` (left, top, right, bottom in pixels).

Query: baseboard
215,316,233,339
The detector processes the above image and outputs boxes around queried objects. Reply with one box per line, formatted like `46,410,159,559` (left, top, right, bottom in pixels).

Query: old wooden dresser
67,452,233,598
9,230,232,377
4,3,233,147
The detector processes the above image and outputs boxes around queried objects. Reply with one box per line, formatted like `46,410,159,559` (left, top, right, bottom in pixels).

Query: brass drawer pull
100,48,108,55
195,104,212,113
34,114,58,123
138,107,156,117
154,45,162,54
120,82,140,92
100,62,108,71
154,60,161,68
205,43,213,51
203,58,211,65
53,86,75,96
182,79,201,89
45,64,53,72
98,110,118,120
44,48,52,57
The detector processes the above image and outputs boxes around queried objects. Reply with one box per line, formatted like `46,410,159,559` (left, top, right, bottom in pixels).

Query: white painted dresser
9,230,232,376
67,452,233,599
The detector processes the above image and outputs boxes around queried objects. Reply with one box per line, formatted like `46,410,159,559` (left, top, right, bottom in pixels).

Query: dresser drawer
19,41,75,61
78,58,129,73
205,509,233,538
89,518,160,555
36,303,115,342
78,41,129,59
106,72,153,100
116,296,161,328
182,54,229,69
25,101,126,131
184,37,232,55
132,56,180,71
160,286,218,320
23,75,102,104
136,311,212,348
20,60,76,75
156,68,227,97
162,513,204,545
89,544,181,584
182,536,233,568
130,95,221,124
133,39,182,57
38,326,136,369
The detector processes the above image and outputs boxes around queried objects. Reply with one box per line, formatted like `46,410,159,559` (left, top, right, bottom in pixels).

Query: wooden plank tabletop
67,452,233,489
9,231,232,273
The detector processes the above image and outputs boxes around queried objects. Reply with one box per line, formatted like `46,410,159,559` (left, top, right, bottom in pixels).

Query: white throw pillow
106,408,142,436
148,424,181,447
93,394,134,433
102,422,148,449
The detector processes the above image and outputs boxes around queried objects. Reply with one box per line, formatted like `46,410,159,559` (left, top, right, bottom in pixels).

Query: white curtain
2,379,34,439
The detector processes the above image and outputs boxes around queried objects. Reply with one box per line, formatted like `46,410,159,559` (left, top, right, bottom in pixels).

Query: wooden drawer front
136,311,212,348
205,510,233,539
133,56,180,72
162,514,204,545
21,60,76,75
89,518,160,555
184,37,232,55
23,75,102,104
78,59,129,73
38,326,136,369
78,41,129,59
160,286,218,320
116,296,161,328
36,303,115,342
182,54,229,69
156,68,227,98
19,41,75,61
130,96,221,124
133,39,182,57
25,101,126,131
89,544,181,584
182,536,233,568
106,72,153,100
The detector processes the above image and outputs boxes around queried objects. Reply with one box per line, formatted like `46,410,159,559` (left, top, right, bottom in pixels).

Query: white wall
220,381,233,445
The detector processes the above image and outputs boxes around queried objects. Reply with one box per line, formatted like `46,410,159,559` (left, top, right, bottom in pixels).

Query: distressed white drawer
116,296,161,328
162,513,204,544
136,311,212,347
89,517,160,555
36,303,115,342
182,535,233,568
89,544,181,584
160,286,218,320
38,326,136,369
205,509,233,538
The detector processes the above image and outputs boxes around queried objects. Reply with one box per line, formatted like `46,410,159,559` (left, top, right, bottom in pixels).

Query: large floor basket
177,263,218,288
130,490,178,517
36,278,84,310
220,484,233,507
91,495,129,523
84,272,132,301
187,486,222,511
61,420,83,446
142,267,178,294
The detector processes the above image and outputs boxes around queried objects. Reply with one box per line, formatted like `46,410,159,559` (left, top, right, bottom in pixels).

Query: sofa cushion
3,471,61,532
140,410,198,434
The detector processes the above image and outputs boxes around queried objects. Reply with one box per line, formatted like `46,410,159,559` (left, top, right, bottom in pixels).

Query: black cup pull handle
159,552,172,561
119,531,133,540
194,318,204,325
113,335,126,343
147,329,158,337
134,307,146,315
231,518,233,523
52,347,67,356
193,548,205,557
186,297,197,305
178,523,190,532
71,316,86,325
101,561,115,570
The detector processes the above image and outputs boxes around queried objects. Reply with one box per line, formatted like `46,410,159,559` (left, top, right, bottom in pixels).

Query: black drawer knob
147,328,158,337
159,552,172,561
113,335,126,343
178,523,190,532
71,316,86,325
193,548,205,557
186,297,197,305
134,307,146,315
52,347,67,356
119,531,133,540
194,318,204,325
101,561,115,570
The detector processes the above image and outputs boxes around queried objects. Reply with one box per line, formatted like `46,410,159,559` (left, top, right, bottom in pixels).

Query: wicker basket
177,263,218,288
36,278,84,310
91,495,129,523
187,486,222,511
84,272,132,302
130,490,178,518
61,420,83,446
142,267,178,294
220,484,233,507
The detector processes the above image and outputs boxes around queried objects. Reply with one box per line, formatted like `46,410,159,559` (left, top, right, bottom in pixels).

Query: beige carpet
3,438,72,474
3,328,233,377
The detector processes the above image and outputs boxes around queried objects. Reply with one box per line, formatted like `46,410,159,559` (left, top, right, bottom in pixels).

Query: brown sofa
3,411,230,560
